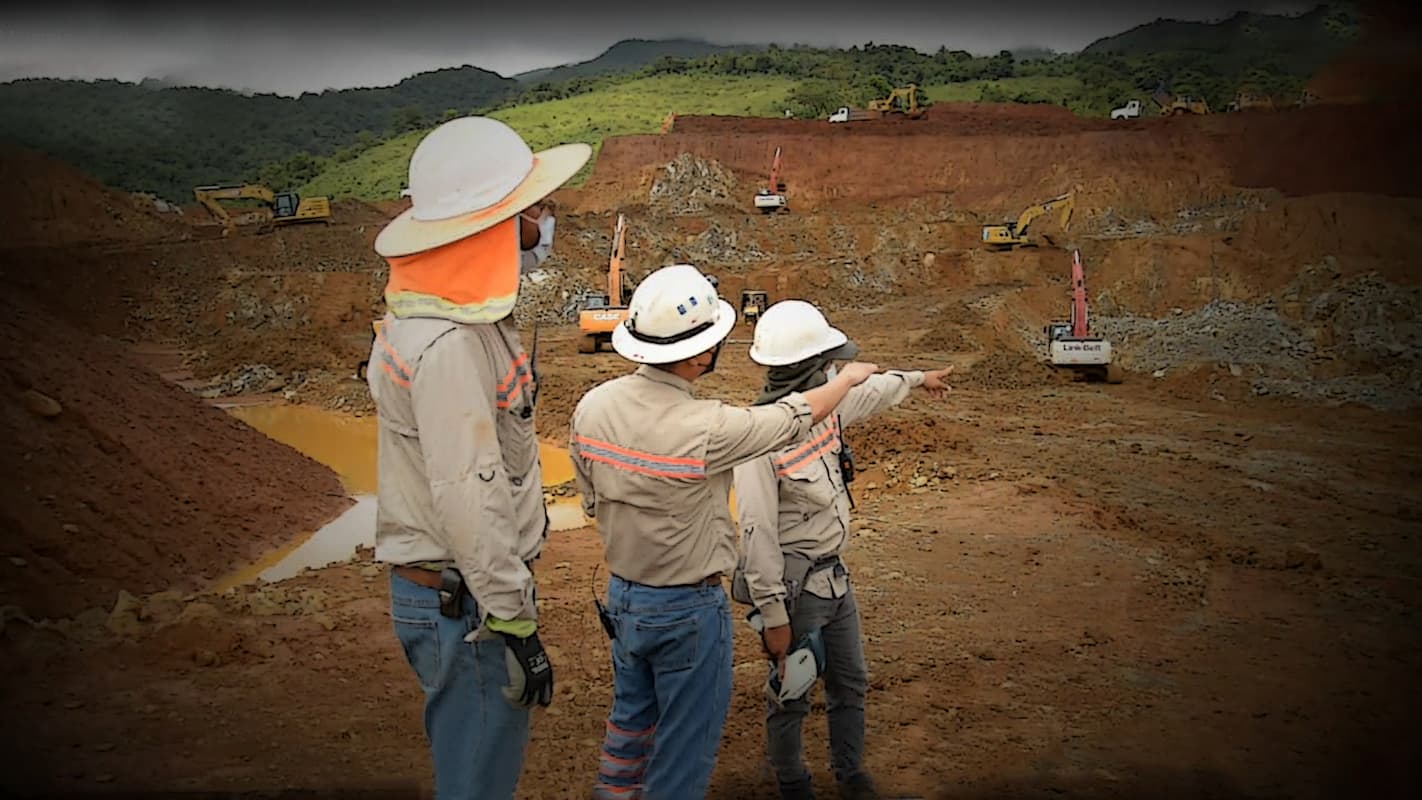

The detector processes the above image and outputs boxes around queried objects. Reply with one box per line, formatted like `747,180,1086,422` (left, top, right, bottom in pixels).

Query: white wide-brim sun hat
610,264,739,364
374,116,592,258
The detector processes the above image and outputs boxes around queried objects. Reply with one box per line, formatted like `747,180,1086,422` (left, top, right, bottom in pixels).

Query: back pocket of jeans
634,615,700,673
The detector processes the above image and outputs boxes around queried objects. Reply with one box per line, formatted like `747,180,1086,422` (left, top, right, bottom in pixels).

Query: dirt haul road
2,83,1421,798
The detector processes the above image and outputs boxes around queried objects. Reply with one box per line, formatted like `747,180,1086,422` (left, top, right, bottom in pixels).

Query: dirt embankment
0,146,186,248
0,146,353,619
596,102,1422,214
0,299,351,618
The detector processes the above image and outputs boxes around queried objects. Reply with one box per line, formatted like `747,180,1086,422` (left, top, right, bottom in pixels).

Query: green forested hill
0,66,516,202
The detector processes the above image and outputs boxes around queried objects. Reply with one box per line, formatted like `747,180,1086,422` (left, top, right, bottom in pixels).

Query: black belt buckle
438,567,465,619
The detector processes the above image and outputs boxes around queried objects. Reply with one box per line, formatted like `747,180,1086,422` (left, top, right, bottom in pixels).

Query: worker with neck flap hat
366,116,590,800
569,264,884,799
731,299,953,800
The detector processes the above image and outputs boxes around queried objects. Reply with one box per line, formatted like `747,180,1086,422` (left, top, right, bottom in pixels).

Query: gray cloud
0,0,1320,95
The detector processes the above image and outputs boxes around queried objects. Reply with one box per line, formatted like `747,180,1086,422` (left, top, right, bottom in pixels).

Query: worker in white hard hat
365,115,591,800
569,264,883,800
731,299,953,800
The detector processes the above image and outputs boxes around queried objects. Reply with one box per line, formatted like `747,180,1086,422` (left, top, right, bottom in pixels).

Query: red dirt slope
0,146,190,248
0,295,351,619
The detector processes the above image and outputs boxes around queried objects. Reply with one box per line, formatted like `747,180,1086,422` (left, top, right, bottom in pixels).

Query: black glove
499,630,554,708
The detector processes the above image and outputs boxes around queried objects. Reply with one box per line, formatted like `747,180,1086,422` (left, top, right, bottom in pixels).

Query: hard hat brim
374,142,593,258
822,339,860,362
610,298,738,365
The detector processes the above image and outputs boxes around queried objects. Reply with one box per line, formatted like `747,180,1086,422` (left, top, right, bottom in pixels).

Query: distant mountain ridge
1084,3,1356,74
514,38,756,84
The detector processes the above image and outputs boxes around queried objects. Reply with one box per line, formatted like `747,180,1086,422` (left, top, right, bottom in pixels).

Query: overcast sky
0,0,1318,96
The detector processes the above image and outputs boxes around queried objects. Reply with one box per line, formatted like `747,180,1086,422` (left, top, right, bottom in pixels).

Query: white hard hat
749,299,859,366
374,116,591,257
611,264,737,364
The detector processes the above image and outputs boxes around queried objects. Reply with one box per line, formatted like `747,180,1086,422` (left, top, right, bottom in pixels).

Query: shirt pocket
495,400,539,484
779,461,838,515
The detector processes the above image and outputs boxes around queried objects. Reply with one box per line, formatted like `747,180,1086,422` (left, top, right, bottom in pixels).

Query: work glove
495,627,554,708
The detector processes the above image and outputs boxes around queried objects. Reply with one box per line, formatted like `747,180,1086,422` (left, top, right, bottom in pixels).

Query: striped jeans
594,575,734,799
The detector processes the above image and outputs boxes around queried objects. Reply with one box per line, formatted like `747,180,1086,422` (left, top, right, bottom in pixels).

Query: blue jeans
390,571,530,800
594,575,734,800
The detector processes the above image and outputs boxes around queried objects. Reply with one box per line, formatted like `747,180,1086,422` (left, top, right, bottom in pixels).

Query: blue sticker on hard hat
677,304,687,315
690,296,699,306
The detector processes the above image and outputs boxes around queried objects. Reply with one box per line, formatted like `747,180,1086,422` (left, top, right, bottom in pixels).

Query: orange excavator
753,147,788,213
1044,250,1122,383
577,213,633,354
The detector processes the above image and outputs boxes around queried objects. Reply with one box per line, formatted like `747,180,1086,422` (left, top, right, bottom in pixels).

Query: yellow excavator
741,290,770,326
193,184,333,237
1151,84,1210,116
868,84,926,119
1227,89,1277,112
982,192,1075,251
577,213,634,354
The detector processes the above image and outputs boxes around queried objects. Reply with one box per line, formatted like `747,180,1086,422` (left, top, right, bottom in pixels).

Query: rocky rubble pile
1089,194,1269,240
648,154,741,216
1095,301,1315,377
666,223,770,265
1096,269,1422,410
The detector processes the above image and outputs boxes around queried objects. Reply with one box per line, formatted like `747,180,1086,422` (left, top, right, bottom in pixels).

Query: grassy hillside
514,38,752,84
302,74,797,200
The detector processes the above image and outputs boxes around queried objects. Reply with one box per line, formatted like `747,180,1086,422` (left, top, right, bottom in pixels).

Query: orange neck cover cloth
383,218,519,324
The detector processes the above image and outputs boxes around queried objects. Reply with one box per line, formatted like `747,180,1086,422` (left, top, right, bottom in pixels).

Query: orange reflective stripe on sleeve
497,353,533,409
574,435,707,480
773,417,840,476
375,326,413,389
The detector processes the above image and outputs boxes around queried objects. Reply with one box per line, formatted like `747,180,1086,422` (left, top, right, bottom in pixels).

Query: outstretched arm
838,366,953,427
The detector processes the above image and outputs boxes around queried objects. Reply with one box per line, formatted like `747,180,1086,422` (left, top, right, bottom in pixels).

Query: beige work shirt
569,364,816,588
733,371,925,627
367,313,547,623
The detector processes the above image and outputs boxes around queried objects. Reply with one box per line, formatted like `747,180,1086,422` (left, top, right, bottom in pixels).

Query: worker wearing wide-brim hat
367,115,590,800
569,266,884,799
731,299,952,800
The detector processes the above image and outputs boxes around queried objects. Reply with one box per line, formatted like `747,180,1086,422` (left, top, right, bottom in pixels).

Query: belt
614,572,723,589
391,565,445,589
391,562,536,590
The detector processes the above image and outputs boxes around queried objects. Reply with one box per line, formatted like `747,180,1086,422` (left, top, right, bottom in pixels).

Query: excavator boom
608,214,627,304
1070,249,1089,338
1015,192,1073,231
